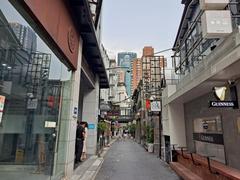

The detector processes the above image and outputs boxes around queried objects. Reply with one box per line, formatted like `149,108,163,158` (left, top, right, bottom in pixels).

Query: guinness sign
193,133,224,145
209,101,237,108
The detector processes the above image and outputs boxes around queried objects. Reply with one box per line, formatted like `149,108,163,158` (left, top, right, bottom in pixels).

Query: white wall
82,77,100,155
168,101,186,147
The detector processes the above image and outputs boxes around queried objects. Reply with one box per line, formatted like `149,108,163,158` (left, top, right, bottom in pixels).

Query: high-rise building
143,46,154,56
117,69,125,86
9,22,37,52
109,59,118,102
142,47,167,99
117,52,137,96
131,58,142,94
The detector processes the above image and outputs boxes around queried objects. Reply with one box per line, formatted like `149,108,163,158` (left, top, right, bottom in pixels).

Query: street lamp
106,66,131,73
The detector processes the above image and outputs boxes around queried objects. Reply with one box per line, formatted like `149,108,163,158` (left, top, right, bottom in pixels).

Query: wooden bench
176,150,240,180
170,162,203,180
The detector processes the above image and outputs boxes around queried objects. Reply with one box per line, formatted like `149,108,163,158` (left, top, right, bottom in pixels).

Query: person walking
82,122,88,160
75,121,85,164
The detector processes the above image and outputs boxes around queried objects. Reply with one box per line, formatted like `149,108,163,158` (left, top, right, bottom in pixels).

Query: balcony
169,29,240,104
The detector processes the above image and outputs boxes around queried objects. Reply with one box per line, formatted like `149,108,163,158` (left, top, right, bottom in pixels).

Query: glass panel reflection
0,1,72,178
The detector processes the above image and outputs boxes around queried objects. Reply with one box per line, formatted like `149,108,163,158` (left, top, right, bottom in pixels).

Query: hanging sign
0,95,6,124
146,99,151,110
151,101,161,112
27,98,38,109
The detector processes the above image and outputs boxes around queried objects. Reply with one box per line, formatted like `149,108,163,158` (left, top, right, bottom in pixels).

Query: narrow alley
95,139,179,180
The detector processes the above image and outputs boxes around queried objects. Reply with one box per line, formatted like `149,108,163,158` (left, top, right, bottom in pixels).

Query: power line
154,48,172,55
112,87,166,105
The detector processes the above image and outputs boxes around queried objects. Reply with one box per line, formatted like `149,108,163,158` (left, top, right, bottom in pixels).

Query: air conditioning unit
199,0,229,10
201,10,233,39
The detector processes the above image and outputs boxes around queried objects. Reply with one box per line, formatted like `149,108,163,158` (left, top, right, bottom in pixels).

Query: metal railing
173,1,240,76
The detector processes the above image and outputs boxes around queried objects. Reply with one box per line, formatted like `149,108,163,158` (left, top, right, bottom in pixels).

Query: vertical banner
0,95,6,124
146,99,151,110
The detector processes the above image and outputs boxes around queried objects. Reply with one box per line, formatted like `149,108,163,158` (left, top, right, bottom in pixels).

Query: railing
173,1,240,77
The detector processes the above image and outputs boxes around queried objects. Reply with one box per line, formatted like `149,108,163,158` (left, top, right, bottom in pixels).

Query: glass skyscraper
10,22,37,53
117,52,137,96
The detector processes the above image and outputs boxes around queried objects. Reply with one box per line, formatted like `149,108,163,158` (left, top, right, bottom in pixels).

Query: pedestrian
75,121,85,164
81,122,88,160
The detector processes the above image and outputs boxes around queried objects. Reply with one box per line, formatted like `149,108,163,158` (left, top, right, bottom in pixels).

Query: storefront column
82,77,100,155
168,101,186,147
57,41,83,179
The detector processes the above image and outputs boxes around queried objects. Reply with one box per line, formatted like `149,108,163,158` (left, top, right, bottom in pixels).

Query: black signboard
107,105,120,116
209,101,238,108
193,133,224,145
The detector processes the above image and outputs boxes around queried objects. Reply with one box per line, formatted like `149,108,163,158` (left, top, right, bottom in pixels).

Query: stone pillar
82,77,100,155
169,102,186,147
153,115,160,156
56,40,83,179
135,120,141,144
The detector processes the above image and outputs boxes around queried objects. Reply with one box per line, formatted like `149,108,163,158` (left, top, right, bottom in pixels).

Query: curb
90,138,117,180
78,158,104,180
75,138,117,180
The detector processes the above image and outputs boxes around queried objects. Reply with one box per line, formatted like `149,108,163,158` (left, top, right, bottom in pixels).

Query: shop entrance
164,136,171,163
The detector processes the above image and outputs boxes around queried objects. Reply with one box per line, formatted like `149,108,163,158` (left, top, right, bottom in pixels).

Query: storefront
184,85,240,170
0,0,108,179
0,1,75,179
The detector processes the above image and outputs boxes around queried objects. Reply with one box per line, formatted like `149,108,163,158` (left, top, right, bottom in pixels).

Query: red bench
170,162,203,180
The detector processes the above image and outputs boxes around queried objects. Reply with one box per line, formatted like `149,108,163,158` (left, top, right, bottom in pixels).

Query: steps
170,162,203,180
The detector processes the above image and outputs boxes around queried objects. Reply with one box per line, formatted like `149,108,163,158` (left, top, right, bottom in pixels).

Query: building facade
142,47,166,155
9,22,37,53
117,52,137,96
0,1,108,180
131,58,142,94
108,59,118,102
117,69,125,86
143,46,154,57
100,45,110,103
163,0,240,178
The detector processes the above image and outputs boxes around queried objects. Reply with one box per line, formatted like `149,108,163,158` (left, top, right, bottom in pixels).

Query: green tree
146,125,154,143
98,121,108,135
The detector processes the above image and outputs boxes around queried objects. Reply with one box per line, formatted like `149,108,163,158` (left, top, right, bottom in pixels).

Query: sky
101,0,184,60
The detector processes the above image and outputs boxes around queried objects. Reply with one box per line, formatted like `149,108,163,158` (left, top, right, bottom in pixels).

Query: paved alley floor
95,139,180,180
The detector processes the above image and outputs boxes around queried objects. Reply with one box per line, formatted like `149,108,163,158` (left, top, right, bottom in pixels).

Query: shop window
0,1,72,179
193,116,226,164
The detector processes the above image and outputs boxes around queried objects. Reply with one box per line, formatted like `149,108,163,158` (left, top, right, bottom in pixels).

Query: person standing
82,122,88,160
75,121,85,164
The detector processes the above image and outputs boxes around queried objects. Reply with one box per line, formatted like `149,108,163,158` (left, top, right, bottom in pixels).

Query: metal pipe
159,99,162,159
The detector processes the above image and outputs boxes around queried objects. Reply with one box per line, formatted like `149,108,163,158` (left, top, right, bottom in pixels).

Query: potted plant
97,121,108,153
98,121,108,135
146,125,154,153
129,124,136,138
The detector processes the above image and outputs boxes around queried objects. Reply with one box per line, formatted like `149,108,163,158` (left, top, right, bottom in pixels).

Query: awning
68,0,109,88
